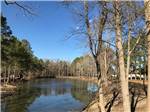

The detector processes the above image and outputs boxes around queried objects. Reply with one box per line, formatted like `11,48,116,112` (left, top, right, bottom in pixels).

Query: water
1,78,98,112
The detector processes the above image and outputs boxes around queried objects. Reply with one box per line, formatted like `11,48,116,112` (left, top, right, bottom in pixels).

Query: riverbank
56,76,98,83
129,80,148,85
1,76,97,98
1,76,147,112
1,78,96,112
58,77,147,112
0,78,29,98
82,80,147,112
57,77,147,112
0,84,17,97
82,98,147,112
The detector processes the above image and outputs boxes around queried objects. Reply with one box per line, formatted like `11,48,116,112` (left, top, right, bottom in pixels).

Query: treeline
1,12,148,84
71,55,97,77
1,15,72,84
1,14,43,83
1,15,99,84
71,48,116,79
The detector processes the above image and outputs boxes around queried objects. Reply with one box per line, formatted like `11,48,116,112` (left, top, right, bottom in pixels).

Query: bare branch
4,0,37,16
129,34,141,55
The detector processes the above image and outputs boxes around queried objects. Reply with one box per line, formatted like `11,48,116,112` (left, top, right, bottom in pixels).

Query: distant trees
46,60,71,76
1,15,72,84
1,14,38,83
71,55,97,77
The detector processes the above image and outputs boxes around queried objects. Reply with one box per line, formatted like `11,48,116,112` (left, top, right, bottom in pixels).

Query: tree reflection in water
1,78,97,112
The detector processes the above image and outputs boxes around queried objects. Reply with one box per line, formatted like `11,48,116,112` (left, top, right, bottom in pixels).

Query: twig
4,0,37,16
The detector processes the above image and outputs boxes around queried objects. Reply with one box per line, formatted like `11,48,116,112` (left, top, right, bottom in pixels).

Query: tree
144,0,150,112
84,2,108,111
1,15,42,82
71,55,97,77
65,1,122,111
1,14,12,37
114,1,131,112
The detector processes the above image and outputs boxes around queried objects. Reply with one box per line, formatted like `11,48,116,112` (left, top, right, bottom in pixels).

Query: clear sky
1,1,88,62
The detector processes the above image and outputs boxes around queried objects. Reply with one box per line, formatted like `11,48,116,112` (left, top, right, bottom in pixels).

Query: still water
1,78,98,112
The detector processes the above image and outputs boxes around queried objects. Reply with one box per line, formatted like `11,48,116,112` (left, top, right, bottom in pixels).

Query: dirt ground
129,80,148,85
83,98,147,112
58,76,148,112
0,84,17,97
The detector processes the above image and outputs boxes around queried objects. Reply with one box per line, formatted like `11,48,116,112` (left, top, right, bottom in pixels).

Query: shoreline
56,76,98,83
0,76,98,98
129,80,148,85
1,76,147,112
1,84,17,98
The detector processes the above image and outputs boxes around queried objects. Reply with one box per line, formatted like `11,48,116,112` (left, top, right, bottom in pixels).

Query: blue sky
1,1,88,62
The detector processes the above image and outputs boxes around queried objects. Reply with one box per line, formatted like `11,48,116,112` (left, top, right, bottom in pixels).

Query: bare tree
144,0,150,112
84,1,109,112
114,1,131,112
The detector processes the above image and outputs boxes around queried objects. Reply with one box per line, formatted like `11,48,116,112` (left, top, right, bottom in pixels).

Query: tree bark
4,66,7,84
126,17,132,81
114,1,131,112
6,65,11,84
95,57,106,112
84,2,107,112
144,0,150,112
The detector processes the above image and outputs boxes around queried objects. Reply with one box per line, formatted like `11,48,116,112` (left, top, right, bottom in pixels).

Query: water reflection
1,78,97,112
87,83,98,92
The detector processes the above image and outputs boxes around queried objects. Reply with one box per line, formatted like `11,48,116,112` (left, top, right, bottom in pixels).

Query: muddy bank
1,84,17,98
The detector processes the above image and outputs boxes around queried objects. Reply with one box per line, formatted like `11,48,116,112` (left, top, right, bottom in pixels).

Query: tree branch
4,0,37,16
129,34,141,55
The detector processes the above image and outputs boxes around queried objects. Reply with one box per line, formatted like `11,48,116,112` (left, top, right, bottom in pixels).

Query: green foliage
1,15,45,81
124,35,147,74
72,56,84,65
1,14,12,36
1,15,72,82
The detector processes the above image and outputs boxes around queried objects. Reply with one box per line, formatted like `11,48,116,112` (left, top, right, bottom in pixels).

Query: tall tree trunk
95,57,106,112
126,18,132,81
6,65,11,84
144,0,150,112
13,69,16,82
114,1,131,112
4,66,7,84
84,1,107,111
104,48,108,87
